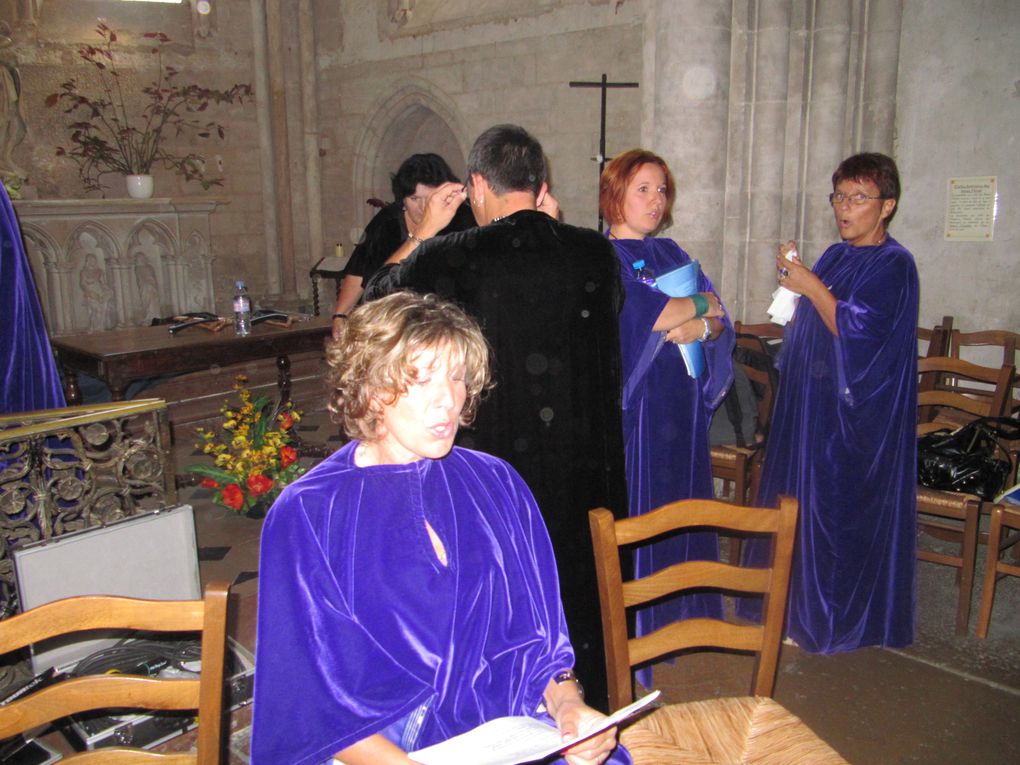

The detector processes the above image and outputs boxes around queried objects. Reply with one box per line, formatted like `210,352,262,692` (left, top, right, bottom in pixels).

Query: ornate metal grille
0,399,177,622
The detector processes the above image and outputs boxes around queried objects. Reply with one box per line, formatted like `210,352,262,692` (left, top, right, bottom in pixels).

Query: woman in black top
331,153,475,337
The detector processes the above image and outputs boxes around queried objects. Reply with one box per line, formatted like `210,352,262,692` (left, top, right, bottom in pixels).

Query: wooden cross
569,73,640,230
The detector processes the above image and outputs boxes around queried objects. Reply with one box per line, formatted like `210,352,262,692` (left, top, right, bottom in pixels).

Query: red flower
200,478,219,488
247,474,274,497
222,483,245,510
280,446,298,468
279,412,295,430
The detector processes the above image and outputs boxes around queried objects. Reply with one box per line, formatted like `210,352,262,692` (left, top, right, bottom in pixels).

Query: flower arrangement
45,21,252,194
186,376,304,515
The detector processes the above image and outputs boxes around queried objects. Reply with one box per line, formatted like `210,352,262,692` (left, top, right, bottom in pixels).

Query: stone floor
35,406,1020,763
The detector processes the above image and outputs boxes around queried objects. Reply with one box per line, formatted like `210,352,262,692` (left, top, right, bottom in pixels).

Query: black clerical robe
366,209,628,709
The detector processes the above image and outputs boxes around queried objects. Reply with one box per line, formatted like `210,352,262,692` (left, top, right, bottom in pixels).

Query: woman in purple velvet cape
251,293,628,765
741,153,918,653
0,183,65,414
599,151,734,649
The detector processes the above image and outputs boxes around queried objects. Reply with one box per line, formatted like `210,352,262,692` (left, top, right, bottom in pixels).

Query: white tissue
767,286,799,325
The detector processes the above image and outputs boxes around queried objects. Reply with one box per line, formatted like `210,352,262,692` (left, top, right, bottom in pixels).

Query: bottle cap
235,280,246,289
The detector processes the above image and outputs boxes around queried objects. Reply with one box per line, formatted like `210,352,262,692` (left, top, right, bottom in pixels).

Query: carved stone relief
14,198,223,335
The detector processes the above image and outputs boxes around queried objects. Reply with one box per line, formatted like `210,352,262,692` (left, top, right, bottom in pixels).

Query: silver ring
778,267,789,280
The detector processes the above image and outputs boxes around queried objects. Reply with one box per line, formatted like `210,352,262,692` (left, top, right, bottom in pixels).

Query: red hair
599,149,676,233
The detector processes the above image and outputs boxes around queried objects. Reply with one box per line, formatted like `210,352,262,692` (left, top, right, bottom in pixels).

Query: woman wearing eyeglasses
741,152,919,654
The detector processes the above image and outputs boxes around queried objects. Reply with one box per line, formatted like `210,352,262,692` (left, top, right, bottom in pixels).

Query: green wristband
691,293,709,318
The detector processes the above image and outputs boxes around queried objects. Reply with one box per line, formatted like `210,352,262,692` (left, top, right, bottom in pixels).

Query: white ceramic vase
126,174,154,199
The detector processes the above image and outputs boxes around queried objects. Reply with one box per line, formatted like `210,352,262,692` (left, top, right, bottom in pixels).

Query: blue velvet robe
0,185,65,414
251,443,632,765
609,237,734,642
742,237,918,653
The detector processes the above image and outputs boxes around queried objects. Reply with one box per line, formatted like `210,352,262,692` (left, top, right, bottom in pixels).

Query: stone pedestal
13,197,225,335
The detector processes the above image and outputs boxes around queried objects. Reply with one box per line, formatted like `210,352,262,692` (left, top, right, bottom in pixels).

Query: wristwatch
698,317,712,343
553,668,584,698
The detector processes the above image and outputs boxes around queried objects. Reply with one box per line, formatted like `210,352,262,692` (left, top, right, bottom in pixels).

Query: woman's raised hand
416,181,467,239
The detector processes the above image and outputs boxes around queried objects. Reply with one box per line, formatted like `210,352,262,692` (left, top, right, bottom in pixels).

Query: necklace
490,215,506,224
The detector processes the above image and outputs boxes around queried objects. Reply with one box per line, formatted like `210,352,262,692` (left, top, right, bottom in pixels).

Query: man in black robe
365,124,627,710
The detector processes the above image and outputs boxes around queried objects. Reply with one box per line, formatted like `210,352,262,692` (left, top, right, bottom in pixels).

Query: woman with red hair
599,150,734,662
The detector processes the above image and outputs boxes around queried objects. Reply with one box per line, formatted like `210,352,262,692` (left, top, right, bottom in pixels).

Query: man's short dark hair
391,153,461,202
466,124,547,196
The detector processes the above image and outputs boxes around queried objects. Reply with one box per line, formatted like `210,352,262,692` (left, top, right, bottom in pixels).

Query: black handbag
918,416,1020,500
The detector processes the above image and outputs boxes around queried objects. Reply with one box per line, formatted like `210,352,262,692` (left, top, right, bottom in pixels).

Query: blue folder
655,260,705,379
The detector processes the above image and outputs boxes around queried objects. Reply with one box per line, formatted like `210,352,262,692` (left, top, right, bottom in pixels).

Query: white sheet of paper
407,690,660,765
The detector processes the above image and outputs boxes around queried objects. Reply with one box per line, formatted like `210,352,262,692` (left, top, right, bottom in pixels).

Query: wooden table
52,318,333,405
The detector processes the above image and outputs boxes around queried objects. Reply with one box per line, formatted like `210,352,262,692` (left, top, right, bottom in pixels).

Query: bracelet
408,231,425,246
552,668,584,698
698,318,712,343
690,293,709,318
332,313,347,320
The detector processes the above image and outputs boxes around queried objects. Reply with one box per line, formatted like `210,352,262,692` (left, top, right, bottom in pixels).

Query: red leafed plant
45,21,252,193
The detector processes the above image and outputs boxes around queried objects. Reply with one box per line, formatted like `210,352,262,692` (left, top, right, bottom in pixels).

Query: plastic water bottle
633,259,657,287
233,280,252,336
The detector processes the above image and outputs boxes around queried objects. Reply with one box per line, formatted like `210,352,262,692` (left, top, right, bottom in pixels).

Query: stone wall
1,0,1016,335
0,0,264,314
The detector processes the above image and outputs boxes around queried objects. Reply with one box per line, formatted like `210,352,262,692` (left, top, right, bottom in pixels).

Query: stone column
716,0,902,321
644,1,734,283
250,0,282,296
298,0,324,289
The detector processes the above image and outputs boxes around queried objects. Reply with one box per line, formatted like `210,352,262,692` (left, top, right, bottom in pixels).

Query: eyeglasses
829,191,883,206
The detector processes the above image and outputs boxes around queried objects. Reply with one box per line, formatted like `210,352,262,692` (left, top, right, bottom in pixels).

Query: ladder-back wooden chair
0,581,230,764
975,504,1020,639
589,496,798,711
918,315,954,358
948,328,1020,415
916,356,1015,634
710,322,782,508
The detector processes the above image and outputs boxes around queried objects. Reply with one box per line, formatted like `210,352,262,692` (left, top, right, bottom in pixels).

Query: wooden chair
589,496,798,711
710,322,781,508
917,356,1014,432
948,328,1020,414
916,356,1015,634
975,504,1020,639
918,315,954,358
0,581,230,764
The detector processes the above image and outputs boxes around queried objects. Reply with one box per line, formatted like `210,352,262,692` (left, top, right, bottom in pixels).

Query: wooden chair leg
955,503,980,635
975,507,1004,639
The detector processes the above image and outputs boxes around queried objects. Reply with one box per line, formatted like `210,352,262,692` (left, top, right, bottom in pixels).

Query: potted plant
46,21,252,197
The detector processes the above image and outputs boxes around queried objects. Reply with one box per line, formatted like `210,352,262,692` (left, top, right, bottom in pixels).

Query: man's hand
537,184,561,220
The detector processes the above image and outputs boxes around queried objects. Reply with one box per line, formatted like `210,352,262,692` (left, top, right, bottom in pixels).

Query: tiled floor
174,408,1020,764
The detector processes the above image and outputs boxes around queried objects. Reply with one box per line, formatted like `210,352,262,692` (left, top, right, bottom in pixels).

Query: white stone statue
79,252,113,332
0,23,27,180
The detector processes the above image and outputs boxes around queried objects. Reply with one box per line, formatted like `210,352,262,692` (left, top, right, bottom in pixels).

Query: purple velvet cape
609,236,734,644
741,237,918,653
251,443,631,765
0,185,65,414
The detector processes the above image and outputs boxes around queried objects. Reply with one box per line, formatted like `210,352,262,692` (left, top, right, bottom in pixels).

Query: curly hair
599,148,677,233
325,292,491,443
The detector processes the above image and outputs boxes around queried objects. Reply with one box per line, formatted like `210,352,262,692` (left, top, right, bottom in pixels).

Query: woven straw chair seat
620,697,849,765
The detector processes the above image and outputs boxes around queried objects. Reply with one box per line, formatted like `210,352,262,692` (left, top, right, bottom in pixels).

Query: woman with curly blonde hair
253,291,627,765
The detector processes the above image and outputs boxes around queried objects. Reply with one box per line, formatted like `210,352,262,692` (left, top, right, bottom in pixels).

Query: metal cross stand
569,73,639,231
